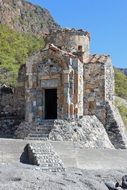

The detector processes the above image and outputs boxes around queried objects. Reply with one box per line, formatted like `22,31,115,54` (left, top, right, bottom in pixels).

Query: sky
28,0,127,68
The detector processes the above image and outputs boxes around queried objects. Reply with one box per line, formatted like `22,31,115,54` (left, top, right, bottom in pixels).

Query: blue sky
28,0,127,68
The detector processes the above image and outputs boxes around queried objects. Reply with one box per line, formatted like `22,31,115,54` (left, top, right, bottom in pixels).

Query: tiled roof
49,43,76,58
84,54,110,63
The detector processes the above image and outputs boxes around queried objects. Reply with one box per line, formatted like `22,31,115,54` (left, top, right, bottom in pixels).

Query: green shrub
0,24,44,85
114,69,127,100
115,98,127,125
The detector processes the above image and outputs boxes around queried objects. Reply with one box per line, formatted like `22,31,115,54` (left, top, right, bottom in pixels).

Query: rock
0,0,60,36
49,116,114,149
105,181,118,190
122,175,127,188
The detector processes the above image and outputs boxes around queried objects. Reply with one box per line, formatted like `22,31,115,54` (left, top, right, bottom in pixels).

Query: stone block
88,101,96,111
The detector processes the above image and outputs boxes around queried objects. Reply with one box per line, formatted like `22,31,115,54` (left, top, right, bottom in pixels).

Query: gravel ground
0,162,126,190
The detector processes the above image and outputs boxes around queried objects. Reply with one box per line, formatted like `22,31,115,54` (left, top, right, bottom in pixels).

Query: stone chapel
23,28,114,125
1,28,127,148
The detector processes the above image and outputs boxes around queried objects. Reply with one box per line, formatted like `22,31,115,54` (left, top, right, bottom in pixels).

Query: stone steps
27,142,65,172
30,129,51,133
28,133,49,137
25,120,54,141
27,138,48,141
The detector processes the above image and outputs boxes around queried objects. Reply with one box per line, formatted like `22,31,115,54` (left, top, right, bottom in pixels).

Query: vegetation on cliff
0,24,44,85
115,96,127,126
114,69,127,125
114,69,127,100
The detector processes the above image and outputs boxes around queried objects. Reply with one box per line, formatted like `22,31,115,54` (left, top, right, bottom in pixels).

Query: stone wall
47,28,90,61
0,88,25,137
83,62,106,124
106,102,127,149
0,92,25,120
105,57,114,102
83,55,114,125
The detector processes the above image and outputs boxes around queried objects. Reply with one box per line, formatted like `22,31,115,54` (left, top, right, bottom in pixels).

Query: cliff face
0,0,60,36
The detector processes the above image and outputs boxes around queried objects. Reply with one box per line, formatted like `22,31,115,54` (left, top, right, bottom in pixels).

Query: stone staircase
27,142,65,172
25,120,54,141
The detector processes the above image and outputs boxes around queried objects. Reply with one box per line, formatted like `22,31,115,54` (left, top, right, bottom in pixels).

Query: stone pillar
69,70,75,119
25,72,37,122
57,87,62,119
73,59,84,118
36,88,44,122
63,70,70,119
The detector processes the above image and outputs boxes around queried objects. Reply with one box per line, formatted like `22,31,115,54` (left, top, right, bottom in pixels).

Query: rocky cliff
0,0,60,36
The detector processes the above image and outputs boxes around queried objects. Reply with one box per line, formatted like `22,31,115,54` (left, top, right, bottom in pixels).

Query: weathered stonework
83,55,114,125
24,29,115,126
1,28,127,149
25,33,86,122
0,87,25,137
27,142,65,172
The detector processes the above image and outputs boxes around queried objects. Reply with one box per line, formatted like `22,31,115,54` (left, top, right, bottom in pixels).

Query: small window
78,45,82,51
58,46,62,49
88,101,96,111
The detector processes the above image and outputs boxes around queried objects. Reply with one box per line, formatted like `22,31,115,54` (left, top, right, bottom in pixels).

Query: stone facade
24,28,114,126
25,29,90,122
83,55,114,124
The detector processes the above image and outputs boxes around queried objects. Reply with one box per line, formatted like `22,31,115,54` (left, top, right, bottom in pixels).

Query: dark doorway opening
45,89,57,119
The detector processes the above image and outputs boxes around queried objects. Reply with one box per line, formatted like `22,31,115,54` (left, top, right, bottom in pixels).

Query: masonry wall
83,62,106,124
0,64,26,137
0,91,25,137
105,58,114,102
47,29,90,60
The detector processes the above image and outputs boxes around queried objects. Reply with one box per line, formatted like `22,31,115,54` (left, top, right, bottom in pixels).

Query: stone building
24,28,114,125
1,28,127,149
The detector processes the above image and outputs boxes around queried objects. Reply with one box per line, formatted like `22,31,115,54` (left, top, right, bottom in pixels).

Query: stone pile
49,116,114,149
27,142,65,172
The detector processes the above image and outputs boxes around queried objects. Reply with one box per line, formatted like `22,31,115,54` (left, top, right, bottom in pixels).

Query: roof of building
84,54,110,64
42,43,76,58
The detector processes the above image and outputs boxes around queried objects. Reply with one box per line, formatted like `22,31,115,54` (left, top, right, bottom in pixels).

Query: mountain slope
0,0,60,36
0,0,60,85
